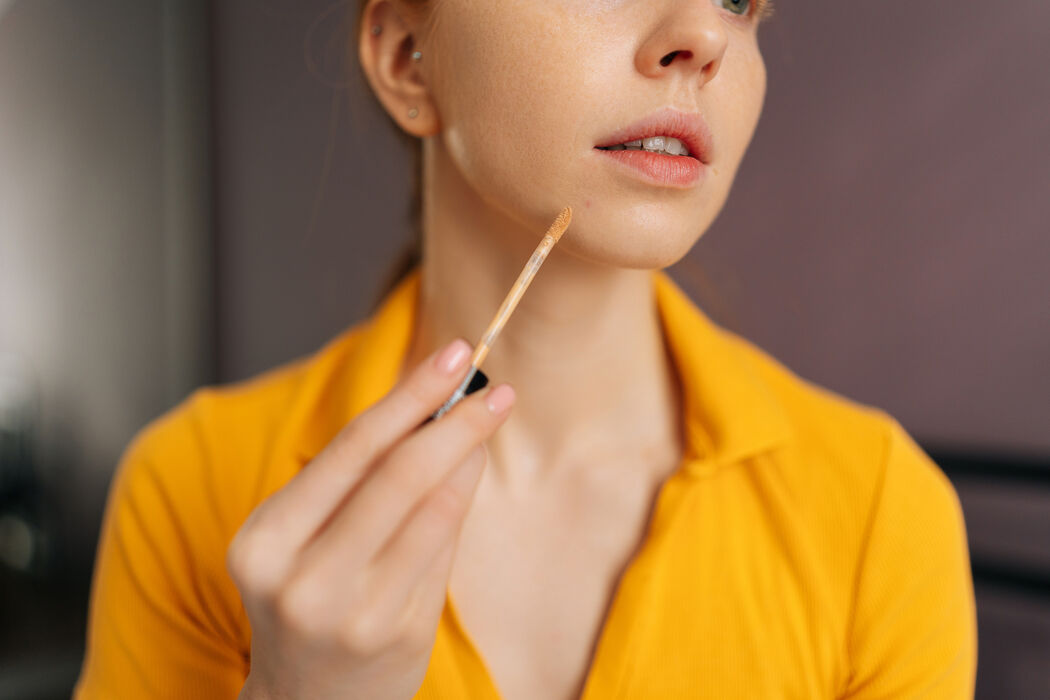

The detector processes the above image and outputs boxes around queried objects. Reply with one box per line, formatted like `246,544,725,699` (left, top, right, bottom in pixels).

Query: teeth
667,138,692,156
604,136,691,157
643,136,667,152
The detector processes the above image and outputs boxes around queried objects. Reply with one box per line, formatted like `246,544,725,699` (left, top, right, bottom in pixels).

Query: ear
358,0,439,137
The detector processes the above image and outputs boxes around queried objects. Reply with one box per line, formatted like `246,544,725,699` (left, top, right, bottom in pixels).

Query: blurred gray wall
703,1,1050,457
0,0,211,572
211,0,412,384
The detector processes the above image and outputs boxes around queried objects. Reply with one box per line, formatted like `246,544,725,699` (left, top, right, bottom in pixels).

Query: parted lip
595,107,713,164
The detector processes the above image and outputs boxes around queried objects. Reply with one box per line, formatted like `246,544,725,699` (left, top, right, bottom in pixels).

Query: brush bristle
546,206,573,243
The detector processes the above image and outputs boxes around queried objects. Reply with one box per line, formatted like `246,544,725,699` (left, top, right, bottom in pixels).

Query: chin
553,221,702,271
548,202,714,271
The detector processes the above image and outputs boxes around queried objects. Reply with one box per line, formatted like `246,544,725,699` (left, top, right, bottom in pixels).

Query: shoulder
722,329,970,592
726,329,958,512
113,322,370,540
723,332,975,691
80,327,376,698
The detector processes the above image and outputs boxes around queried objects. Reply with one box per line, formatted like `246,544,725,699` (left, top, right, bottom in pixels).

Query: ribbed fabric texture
74,267,976,698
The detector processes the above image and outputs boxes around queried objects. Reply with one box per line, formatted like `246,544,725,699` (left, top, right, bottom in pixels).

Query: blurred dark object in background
1,0,212,696
1,1,1047,698
0,353,46,576
936,450,1050,699
0,354,83,697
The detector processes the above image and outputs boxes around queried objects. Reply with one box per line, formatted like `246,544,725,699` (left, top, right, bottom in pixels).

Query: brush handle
473,235,557,368
424,209,569,425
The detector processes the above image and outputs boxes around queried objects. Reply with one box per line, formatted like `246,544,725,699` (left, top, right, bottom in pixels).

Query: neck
403,138,684,487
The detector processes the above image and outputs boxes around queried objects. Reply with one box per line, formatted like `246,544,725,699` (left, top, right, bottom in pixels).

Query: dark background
0,0,1047,697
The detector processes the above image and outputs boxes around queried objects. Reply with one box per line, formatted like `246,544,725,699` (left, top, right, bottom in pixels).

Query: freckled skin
419,0,767,268
357,0,771,489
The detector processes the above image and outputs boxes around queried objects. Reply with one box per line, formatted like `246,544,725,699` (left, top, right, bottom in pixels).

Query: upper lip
595,107,713,164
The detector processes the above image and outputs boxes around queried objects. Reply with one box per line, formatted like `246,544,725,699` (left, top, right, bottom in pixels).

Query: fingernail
436,339,471,374
485,384,515,415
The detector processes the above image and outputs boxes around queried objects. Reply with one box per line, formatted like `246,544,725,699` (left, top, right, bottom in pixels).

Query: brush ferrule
428,366,489,422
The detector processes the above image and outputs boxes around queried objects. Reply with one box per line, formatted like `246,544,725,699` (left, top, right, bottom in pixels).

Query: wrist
237,674,273,700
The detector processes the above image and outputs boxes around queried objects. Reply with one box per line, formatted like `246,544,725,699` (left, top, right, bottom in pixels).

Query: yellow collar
294,266,792,477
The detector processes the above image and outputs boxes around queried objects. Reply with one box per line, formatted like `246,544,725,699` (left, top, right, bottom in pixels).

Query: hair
348,0,741,331
351,0,430,311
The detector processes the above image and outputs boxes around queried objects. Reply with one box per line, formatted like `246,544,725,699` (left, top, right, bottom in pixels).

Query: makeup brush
427,206,573,422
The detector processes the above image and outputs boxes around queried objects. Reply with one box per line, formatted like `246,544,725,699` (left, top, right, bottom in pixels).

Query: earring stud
370,25,382,36
408,108,419,119
411,50,423,62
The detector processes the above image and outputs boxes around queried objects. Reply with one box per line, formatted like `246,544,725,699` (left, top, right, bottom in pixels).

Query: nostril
660,50,694,67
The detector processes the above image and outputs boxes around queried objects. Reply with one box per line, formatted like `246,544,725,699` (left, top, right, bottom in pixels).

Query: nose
635,2,729,88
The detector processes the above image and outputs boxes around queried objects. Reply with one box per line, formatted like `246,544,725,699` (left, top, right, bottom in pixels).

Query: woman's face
419,0,770,269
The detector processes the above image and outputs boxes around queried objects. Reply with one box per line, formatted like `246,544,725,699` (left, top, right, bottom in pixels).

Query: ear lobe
357,0,439,137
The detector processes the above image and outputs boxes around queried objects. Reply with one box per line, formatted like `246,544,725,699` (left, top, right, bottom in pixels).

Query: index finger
247,338,476,547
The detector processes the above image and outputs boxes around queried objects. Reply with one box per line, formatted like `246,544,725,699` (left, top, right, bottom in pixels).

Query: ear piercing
369,25,423,65
368,26,420,119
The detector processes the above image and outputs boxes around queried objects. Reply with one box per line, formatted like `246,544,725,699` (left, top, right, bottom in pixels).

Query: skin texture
273,1,771,697
359,0,767,474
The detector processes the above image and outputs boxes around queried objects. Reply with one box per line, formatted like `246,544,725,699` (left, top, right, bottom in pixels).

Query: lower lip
594,148,705,188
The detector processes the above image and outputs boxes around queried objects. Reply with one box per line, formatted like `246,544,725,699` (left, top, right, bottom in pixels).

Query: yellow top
75,267,977,699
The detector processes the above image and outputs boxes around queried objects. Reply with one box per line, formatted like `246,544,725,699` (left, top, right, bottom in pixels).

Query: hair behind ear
350,0,426,312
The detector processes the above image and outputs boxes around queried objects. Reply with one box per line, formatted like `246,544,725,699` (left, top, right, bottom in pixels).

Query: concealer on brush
428,206,573,422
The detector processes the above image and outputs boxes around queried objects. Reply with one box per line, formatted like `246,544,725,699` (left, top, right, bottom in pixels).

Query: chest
437,462,848,700
447,464,668,700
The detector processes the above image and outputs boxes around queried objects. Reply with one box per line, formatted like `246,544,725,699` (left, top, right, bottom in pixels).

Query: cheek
426,2,768,269
430,2,597,213
719,44,767,158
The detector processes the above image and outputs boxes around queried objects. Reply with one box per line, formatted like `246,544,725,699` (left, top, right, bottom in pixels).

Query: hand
227,338,515,700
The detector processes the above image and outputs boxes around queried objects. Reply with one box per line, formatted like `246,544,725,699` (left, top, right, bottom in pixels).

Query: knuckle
274,575,328,637
340,608,393,656
225,531,250,583
226,529,276,592
400,618,436,653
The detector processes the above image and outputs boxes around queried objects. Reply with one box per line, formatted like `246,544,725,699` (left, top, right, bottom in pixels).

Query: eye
714,0,750,16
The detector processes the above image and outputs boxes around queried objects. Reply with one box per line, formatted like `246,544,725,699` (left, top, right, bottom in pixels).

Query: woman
75,0,977,698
